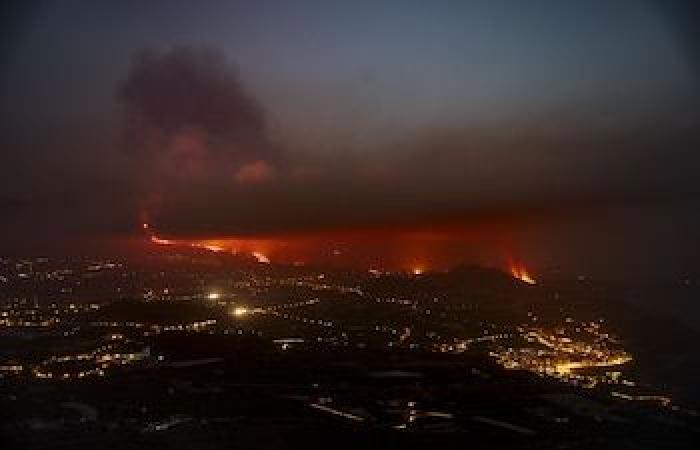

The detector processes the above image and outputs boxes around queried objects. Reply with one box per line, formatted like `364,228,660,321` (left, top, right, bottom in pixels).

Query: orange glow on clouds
233,160,276,184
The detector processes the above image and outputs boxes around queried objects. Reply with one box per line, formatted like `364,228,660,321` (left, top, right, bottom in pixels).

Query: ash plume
117,46,283,221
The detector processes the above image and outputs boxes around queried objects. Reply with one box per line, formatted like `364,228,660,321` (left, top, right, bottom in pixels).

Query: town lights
232,306,248,317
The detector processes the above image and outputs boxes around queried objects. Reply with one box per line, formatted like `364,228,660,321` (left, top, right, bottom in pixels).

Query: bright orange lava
252,251,270,264
150,235,174,245
509,260,536,284
145,223,272,263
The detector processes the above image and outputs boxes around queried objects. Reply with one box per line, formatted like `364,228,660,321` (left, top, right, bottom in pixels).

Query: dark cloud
116,47,284,221
118,47,272,159
145,101,700,239
0,195,28,213
0,0,45,85
655,0,700,73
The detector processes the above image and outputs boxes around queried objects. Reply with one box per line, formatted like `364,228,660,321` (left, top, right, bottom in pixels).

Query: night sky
1,0,699,278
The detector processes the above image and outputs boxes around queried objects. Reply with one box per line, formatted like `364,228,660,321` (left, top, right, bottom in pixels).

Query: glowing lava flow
143,223,269,263
150,235,174,245
196,243,225,252
146,224,175,246
509,260,536,284
252,251,270,264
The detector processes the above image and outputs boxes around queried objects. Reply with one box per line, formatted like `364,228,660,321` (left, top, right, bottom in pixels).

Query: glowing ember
510,261,536,284
252,251,270,264
207,292,220,300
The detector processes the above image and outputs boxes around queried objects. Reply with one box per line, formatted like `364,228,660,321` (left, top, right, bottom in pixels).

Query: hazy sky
1,0,699,278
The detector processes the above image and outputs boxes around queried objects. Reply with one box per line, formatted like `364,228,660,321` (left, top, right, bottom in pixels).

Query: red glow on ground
141,220,532,276
145,224,275,263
